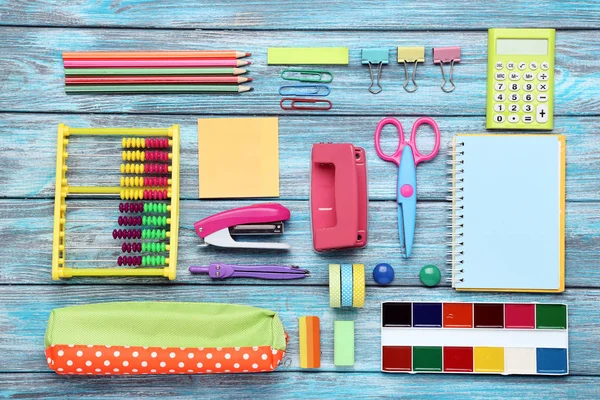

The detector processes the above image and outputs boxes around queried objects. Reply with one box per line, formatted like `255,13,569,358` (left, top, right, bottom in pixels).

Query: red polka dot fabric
46,344,285,375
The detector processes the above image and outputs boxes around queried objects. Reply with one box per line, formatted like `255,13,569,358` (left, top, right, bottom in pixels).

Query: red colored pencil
63,50,251,59
65,76,253,85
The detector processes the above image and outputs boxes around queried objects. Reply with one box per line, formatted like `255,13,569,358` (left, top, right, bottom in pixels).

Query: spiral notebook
448,134,566,292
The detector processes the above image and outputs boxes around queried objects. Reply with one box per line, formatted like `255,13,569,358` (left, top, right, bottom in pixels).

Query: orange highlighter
299,316,321,368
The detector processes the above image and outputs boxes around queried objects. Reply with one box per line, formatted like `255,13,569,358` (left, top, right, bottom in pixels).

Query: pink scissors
374,117,441,257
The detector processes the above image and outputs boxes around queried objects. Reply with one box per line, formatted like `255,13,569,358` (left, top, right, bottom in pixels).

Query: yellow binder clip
397,47,425,93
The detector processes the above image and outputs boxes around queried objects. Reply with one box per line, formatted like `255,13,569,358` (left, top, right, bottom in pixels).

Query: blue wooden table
1,1,599,398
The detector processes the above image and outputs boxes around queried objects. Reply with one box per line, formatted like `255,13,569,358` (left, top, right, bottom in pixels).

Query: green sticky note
334,321,354,366
536,304,567,329
267,47,349,65
413,346,443,371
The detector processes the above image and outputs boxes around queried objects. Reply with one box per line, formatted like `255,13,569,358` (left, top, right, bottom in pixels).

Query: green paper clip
280,69,333,83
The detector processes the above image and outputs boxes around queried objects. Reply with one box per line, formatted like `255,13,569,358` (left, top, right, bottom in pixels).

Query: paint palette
381,302,568,375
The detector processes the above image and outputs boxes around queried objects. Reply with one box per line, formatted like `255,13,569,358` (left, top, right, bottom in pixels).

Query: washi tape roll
329,264,341,308
352,264,366,308
340,264,354,308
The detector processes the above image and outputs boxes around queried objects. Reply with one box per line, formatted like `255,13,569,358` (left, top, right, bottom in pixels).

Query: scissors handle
374,117,404,165
408,117,441,165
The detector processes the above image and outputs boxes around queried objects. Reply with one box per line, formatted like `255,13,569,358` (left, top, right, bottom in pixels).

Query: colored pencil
65,76,253,85
64,84,253,93
62,51,251,59
64,59,251,68
64,68,248,76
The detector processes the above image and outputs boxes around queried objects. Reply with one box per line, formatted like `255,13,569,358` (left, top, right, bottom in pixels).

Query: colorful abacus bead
143,189,169,200
120,189,169,200
142,215,168,227
142,255,166,266
142,242,167,253
145,138,170,148
120,163,171,175
121,150,169,162
118,216,143,226
121,138,171,149
122,242,142,253
117,256,143,266
119,202,145,213
119,202,169,214
113,229,143,239
116,255,166,266
141,229,168,240
119,176,171,187
120,242,167,253
143,163,170,175
113,229,168,240
144,203,169,213
120,176,143,187
143,177,170,187
121,138,146,149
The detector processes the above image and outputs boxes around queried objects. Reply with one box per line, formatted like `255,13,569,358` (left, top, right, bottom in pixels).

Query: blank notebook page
455,135,563,290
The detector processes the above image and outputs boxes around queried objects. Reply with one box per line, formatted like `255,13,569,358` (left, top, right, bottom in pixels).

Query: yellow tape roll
329,264,341,308
352,264,365,308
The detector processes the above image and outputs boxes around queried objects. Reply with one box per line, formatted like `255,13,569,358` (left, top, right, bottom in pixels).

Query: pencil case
44,302,287,375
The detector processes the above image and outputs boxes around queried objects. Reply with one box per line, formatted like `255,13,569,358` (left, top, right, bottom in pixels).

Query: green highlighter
334,320,355,366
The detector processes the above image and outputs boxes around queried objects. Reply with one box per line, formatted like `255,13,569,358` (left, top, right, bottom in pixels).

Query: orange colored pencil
63,51,251,59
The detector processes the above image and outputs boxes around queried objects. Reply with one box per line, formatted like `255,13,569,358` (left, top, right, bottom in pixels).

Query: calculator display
497,39,548,55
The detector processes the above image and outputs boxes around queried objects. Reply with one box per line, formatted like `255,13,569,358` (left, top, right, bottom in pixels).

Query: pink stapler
194,203,292,250
310,143,368,252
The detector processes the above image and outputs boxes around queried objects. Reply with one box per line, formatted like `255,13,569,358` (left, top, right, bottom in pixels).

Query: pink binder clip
433,46,461,93
310,143,368,252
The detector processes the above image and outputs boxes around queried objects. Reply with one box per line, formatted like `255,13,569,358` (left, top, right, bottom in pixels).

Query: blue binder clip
361,48,389,94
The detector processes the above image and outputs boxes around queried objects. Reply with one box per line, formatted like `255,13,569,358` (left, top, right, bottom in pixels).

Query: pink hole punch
310,143,368,252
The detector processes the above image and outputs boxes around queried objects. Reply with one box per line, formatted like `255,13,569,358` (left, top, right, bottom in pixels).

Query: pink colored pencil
65,76,252,84
64,59,250,68
63,50,251,59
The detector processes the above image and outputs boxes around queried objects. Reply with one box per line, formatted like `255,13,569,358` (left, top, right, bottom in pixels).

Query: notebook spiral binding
446,140,465,286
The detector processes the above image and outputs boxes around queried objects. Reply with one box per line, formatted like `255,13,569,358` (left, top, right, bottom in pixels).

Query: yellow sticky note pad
267,47,349,65
198,117,280,198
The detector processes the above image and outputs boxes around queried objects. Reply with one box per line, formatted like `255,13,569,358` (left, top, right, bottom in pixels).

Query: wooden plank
0,114,599,201
1,373,599,399
0,29,598,115
0,285,597,375
0,199,597,287
0,1,598,30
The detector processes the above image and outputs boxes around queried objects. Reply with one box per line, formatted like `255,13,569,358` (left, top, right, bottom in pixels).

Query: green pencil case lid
45,302,287,375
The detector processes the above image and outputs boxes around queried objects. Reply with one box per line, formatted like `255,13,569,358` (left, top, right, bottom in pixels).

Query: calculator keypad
490,59,552,127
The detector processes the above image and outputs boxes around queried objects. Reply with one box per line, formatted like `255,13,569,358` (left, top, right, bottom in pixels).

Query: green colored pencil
64,67,248,76
65,84,253,93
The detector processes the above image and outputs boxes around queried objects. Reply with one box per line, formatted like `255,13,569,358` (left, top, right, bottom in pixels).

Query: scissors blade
400,198,416,258
397,202,406,257
397,146,417,258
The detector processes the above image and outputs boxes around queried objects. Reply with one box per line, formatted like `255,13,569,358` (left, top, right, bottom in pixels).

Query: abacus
52,124,180,280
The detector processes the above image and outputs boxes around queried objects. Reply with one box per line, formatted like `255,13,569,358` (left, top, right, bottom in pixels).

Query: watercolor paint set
381,302,568,375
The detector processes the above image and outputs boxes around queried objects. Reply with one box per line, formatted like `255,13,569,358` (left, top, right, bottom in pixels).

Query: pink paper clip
433,46,461,93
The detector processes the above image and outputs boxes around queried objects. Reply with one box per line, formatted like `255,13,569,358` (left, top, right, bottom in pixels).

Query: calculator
486,28,555,130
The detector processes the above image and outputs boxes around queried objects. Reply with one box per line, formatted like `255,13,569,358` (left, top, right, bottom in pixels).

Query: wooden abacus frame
52,123,180,280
